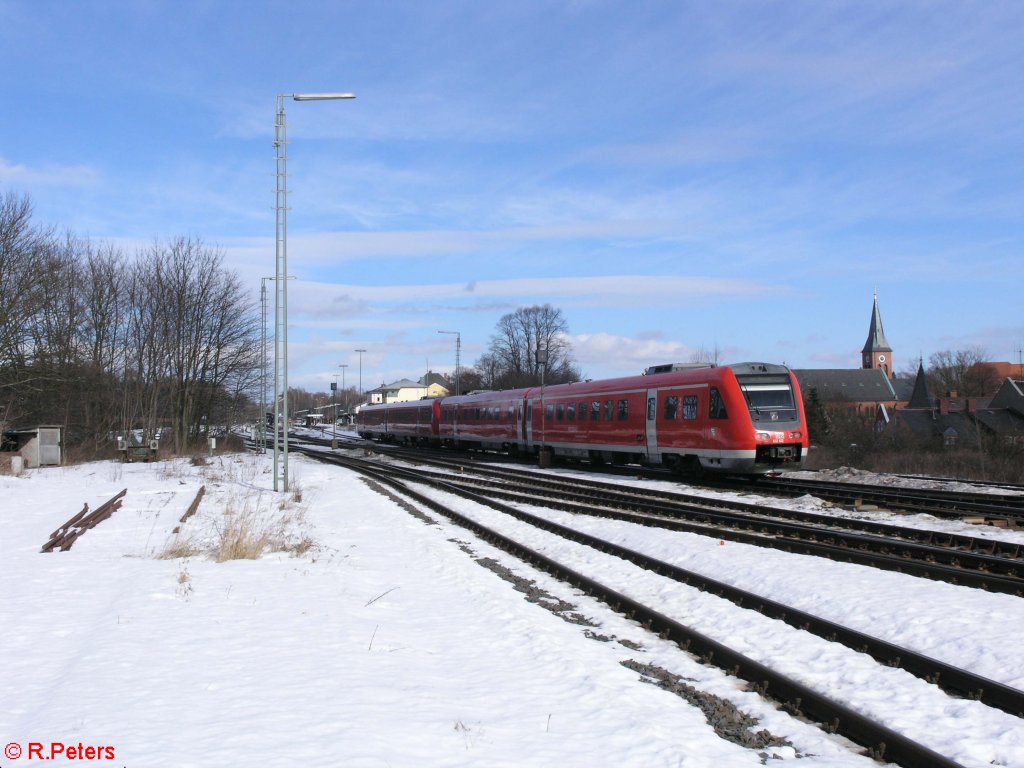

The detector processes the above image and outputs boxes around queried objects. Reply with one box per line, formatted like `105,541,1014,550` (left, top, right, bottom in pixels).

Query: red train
356,362,808,475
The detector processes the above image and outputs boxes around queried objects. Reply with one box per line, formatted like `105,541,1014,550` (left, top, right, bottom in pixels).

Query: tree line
0,192,260,458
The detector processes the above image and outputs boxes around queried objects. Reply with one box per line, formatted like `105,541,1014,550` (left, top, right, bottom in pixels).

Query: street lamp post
438,330,461,395
537,346,550,467
272,91,355,492
330,376,338,449
336,363,348,448
355,348,366,401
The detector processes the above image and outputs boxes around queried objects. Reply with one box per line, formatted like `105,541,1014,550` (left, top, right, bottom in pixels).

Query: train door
525,398,535,448
705,386,728,466
645,388,661,464
516,401,525,448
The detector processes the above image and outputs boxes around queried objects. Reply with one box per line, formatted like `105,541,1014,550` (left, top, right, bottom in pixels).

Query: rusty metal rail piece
41,489,128,552
172,485,206,534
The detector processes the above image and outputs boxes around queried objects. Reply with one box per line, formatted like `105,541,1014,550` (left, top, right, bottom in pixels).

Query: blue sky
2,1,1022,392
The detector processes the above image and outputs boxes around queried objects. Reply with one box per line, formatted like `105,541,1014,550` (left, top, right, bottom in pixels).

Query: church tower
861,291,893,378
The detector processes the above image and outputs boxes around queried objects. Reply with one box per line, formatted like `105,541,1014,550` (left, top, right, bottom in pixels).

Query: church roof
793,368,897,403
861,292,892,355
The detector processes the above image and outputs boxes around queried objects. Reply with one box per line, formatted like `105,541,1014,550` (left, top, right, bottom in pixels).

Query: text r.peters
28,741,116,760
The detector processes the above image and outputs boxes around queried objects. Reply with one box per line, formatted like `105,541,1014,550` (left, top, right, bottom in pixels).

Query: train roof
359,363,795,410
436,362,794,404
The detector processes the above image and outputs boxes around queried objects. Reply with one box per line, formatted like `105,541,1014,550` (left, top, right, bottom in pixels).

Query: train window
664,395,678,420
603,400,613,420
683,395,698,420
556,403,565,421
546,404,555,420
579,401,588,420
591,401,601,420
736,378,798,422
527,403,533,421
647,397,656,421
709,388,728,420
567,403,575,420
508,405,514,421
618,399,629,420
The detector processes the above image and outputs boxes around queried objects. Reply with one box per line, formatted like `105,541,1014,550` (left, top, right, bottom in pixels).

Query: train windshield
736,376,799,423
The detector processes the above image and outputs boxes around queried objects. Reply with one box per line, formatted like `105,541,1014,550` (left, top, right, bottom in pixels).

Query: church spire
907,357,932,409
861,291,893,377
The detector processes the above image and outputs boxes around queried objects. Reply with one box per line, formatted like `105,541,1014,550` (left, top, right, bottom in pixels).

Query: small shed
6,426,63,468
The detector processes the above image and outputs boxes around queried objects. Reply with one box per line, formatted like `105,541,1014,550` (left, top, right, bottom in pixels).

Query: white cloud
0,157,98,187
569,332,695,376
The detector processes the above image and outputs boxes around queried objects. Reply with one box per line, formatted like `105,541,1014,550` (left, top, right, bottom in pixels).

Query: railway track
749,474,1024,523
299,447,988,768
295,428,1024,524
333,447,1024,595
287,433,1024,594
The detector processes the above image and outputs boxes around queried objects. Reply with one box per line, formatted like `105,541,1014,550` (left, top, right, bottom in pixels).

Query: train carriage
439,391,526,451
357,398,439,444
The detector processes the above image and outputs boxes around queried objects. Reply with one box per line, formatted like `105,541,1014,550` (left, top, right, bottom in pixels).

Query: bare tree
927,347,991,397
78,242,129,448
0,192,58,433
0,193,44,394
688,344,722,366
480,304,581,388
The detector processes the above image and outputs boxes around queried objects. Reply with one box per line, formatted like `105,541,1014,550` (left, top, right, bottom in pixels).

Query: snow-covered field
2,444,1023,767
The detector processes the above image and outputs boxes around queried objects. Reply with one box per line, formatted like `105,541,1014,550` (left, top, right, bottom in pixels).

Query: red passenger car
356,398,439,444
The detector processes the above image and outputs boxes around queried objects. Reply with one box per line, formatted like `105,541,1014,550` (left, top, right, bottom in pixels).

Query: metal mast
272,92,355,491
273,95,289,490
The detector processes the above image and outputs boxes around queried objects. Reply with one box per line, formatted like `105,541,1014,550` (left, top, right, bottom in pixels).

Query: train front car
718,362,807,474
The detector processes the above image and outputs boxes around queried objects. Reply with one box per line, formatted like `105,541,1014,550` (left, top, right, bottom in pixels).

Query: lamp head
292,93,356,101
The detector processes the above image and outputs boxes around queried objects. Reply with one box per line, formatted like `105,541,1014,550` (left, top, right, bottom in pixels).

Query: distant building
793,368,899,414
366,371,451,404
965,361,1024,396
861,291,894,378
882,360,1024,448
793,291,1024,449
793,292,899,416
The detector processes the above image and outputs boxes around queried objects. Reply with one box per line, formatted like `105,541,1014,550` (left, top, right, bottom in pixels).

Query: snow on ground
1,448,1023,767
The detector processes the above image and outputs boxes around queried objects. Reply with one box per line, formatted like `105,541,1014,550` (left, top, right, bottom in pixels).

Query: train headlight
756,432,771,441
788,431,802,440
